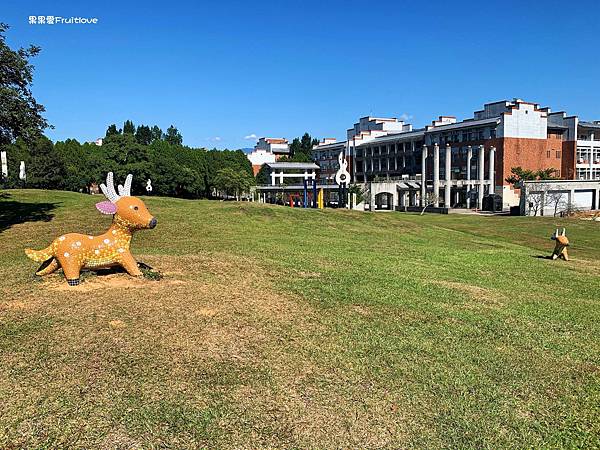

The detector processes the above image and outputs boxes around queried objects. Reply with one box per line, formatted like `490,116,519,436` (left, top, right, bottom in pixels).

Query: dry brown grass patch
433,279,505,308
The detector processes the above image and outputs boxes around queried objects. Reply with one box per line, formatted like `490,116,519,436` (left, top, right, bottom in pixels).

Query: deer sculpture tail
25,244,55,263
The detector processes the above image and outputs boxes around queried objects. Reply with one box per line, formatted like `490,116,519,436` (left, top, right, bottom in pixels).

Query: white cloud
207,136,222,142
399,113,413,122
244,133,258,140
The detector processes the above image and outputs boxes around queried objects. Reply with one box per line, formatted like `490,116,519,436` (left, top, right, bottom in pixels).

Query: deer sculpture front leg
119,250,143,277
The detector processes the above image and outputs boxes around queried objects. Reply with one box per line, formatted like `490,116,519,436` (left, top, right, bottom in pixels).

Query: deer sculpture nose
149,218,157,229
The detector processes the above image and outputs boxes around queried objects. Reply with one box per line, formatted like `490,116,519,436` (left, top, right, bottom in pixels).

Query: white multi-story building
311,99,600,212
576,121,600,180
247,137,290,175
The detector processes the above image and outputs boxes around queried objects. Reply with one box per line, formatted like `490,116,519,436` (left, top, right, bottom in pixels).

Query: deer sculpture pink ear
96,200,117,215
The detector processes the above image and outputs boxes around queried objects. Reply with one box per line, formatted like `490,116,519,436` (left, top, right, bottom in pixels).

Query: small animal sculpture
550,228,570,261
25,172,157,286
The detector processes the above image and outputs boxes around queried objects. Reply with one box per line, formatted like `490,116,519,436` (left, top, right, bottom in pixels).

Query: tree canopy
1,125,253,199
285,132,319,162
0,23,50,148
505,166,559,186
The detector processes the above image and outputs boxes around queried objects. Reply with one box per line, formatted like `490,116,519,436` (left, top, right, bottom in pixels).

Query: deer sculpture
25,172,157,286
550,228,570,261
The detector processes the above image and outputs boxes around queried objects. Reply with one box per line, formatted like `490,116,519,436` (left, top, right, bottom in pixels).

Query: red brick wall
561,141,576,179
498,137,568,185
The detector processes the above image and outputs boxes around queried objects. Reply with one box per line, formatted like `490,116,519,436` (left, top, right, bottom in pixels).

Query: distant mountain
240,147,254,154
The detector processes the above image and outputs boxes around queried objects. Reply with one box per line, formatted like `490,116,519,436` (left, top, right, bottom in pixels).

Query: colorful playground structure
256,155,350,209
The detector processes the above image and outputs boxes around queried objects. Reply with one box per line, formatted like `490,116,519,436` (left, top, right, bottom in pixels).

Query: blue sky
3,0,599,149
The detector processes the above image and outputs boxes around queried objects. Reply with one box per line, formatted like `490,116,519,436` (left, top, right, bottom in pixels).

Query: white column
596,189,600,210
466,145,472,209
370,183,375,211
271,172,276,186
489,146,496,195
478,145,485,209
445,143,451,208
421,145,427,206
433,143,440,207
568,189,573,208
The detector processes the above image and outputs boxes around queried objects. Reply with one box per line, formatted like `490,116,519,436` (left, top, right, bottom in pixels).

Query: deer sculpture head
96,172,157,229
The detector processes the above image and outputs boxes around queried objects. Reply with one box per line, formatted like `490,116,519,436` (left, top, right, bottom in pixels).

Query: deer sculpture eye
133,206,139,211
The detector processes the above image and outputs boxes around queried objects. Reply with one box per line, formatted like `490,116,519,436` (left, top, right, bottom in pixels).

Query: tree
420,191,440,215
0,23,50,149
537,167,559,180
55,138,93,191
547,190,569,217
105,124,121,137
348,183,365,208
213,167,254,200
135,124,152,145
255,163,270,185
505,167,537,186
123,120,135,135
165,125,183,146
150,125,163,143
27,135,67,189
506,166,559,186
288,132,319,162
205,149,252,196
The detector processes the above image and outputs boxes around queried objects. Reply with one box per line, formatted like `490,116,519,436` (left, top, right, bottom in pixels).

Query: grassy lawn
1,189,599,448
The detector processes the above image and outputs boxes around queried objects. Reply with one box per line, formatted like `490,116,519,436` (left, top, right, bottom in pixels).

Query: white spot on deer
118,248,125,253
95,250,100,255
103,238,110,244
88,236,93,240
59,236,65,241
112,230,117,235
64,252,70,257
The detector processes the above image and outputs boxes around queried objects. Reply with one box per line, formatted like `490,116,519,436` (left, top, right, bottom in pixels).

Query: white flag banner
0,151,7,178
19,161,26,181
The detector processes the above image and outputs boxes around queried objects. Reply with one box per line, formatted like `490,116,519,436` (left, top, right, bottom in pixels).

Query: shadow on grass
0,193,59,234
83,261,162,281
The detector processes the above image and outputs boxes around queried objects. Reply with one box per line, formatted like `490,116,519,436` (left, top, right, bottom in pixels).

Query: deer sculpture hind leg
56,251,83,286
36,258,59,276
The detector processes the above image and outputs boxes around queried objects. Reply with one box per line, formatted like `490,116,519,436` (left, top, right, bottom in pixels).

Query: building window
556,150,561,159
490,128,496,139
546,150,551,158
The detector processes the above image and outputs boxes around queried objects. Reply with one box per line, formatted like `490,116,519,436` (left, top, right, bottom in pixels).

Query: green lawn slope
1,189,599,448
